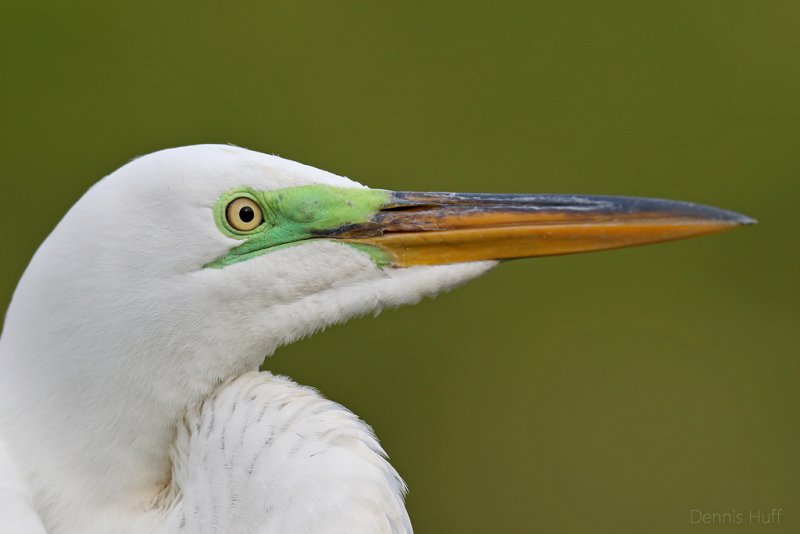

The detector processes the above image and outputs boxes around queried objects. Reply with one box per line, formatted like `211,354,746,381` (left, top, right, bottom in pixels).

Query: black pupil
239,206,255,223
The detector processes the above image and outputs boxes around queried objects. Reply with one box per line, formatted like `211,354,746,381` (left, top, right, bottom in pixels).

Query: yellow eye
226,197,264,232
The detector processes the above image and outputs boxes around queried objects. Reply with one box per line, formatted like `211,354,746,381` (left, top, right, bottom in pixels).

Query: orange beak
329,191,755,267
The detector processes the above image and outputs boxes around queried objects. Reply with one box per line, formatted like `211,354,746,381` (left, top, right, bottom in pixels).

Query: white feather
0,440,48,534
166,372,411,534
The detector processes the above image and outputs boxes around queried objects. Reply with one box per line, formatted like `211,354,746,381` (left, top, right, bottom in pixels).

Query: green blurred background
1,2,797,532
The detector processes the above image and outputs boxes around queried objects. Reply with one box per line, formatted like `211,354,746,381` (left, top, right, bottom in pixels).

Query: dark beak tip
678,201,756,227
716,210,757,227
738,214,758,226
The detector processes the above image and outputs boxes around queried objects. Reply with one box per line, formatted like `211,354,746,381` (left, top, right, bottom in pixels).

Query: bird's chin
228,240,497,358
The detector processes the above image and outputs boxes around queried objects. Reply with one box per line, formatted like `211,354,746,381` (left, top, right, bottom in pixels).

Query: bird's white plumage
166,372,411,534
0,440,47,534
0,145,495,533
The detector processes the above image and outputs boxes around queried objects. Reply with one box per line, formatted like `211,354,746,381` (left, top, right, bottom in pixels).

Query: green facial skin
206,185,393,269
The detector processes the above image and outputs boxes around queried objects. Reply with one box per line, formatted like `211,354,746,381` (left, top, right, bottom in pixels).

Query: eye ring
226,197,264,232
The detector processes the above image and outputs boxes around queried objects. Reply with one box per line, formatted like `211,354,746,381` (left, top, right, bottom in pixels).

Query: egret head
3,144,755,403
0,145,752,514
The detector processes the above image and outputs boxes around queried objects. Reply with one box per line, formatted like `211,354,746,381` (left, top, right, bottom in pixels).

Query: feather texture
165,372,411,534
0,440,48,534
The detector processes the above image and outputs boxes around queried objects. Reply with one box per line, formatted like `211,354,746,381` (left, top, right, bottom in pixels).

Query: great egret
0,145,752,533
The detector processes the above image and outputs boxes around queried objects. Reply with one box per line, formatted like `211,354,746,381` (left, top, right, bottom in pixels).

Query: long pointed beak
327,191,755,267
